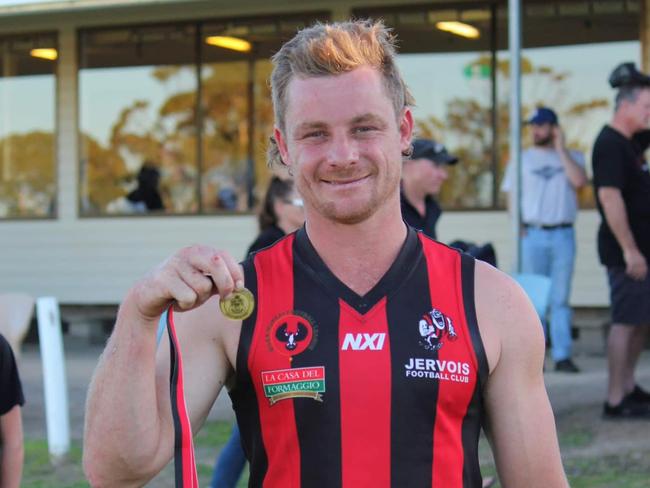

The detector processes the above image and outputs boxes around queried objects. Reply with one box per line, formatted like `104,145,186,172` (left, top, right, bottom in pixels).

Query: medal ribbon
166,305,199,487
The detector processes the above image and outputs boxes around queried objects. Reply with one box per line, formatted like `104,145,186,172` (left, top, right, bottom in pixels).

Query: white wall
0,216,258,304
0,209,607,306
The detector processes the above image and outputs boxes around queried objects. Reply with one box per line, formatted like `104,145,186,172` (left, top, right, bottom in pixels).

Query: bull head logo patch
267,311,316,358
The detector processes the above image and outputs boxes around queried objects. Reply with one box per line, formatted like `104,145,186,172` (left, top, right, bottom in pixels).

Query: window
356,5,497,209
0,33,57,219
356,0,639,210
79,24,198,215
78,15,325,216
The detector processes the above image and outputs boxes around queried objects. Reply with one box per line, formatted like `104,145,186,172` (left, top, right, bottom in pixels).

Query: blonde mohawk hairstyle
267,19,414,166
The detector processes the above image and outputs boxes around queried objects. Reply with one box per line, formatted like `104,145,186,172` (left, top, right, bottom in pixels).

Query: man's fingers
134,245,244,317
166,276,199,310
185,247,241,298
219,253,245,290
176,264,215,305
205,254,236,298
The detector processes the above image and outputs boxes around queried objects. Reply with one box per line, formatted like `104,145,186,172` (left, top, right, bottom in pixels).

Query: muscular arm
0,405,24,488
83,246,243,486
475,262,568,488
598,186,647,280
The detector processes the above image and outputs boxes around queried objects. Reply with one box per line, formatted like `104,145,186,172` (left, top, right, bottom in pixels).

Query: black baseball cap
410,139,458,165
609,62,650,88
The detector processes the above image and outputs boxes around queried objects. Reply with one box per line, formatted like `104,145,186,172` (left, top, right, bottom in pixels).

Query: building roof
0,0,204,17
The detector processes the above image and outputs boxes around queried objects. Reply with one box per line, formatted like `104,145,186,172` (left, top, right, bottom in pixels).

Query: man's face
407,158,448,196
275,66,413,225
624,88,650,131
531,123,554,146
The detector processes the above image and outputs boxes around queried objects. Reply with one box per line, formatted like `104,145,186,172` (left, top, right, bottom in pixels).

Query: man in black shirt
592,62,650,419
401,138,458,239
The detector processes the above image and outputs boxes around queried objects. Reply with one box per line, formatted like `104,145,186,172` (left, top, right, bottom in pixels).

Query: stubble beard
534,135,553,147
316,190,379,225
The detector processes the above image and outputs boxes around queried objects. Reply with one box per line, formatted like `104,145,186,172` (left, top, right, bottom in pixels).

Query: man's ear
274,127,291,168
399,108,414,154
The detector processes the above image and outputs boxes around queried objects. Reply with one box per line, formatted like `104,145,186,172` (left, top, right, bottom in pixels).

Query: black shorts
607,267,650,325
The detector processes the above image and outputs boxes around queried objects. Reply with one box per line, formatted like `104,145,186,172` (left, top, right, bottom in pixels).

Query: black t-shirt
0,334,25,416
592,126,650,266
400,191,442,240
246,225,286,256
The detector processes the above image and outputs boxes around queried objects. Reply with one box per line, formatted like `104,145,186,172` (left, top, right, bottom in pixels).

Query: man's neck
610,115,635,139
304,202,407,296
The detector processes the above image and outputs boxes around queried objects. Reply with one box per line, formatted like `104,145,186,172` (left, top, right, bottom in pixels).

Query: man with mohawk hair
84,19,567,488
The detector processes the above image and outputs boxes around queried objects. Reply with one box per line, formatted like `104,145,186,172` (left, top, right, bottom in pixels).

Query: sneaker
627,385,650,404
554,358,580,373
603,396,650,419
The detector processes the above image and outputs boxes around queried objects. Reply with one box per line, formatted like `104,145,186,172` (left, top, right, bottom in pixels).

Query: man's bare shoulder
473,260,546,373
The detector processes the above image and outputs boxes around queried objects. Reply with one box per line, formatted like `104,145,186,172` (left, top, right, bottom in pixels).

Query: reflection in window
79,25,198,215
0,33,57,218
377,6,495,209
200,27,250,213
78,16,325,216
252,59,275,203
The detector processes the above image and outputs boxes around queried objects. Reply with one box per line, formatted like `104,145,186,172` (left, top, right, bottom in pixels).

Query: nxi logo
341,333,386,351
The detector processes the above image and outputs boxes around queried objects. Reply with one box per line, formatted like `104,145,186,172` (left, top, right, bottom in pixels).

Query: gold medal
220,287,255,321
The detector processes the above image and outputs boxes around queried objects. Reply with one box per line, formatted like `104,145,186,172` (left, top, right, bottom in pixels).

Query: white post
36,296,70,463
509,0,523,272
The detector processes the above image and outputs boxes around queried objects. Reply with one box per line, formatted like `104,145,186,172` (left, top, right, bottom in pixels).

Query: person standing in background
501,107,587,373
400,138,458,240
593,62,650,419
0,333,25,488
210,176,305,488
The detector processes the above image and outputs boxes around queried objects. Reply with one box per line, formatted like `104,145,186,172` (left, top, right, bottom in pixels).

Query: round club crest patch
267,311,316,358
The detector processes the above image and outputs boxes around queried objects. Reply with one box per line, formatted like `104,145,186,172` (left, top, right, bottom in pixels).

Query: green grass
558,427,594,449
21,422,650,488
194,419,236,448
22,439,89,488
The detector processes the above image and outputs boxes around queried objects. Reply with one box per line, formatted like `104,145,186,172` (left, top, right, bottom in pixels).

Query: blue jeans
521,226,576,361
210,423,247,488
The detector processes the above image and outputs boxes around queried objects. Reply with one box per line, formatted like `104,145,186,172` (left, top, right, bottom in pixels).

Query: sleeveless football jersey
229,226,489,488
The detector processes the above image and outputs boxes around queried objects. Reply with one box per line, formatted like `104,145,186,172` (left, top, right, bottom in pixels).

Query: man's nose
325,133,359,166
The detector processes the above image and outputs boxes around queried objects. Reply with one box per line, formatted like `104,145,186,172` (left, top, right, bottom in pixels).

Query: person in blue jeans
501,107,588,373
210,176,304,488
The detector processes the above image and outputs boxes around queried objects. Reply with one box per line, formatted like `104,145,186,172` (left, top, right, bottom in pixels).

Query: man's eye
303,131,325,139
355,126,376,133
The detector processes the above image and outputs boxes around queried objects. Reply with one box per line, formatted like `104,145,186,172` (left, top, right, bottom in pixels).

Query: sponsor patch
261,366,325,405
266,311,318,359
341,332,386,351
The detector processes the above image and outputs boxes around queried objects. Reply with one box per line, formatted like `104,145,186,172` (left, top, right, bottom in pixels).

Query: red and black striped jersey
229,226,489,488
